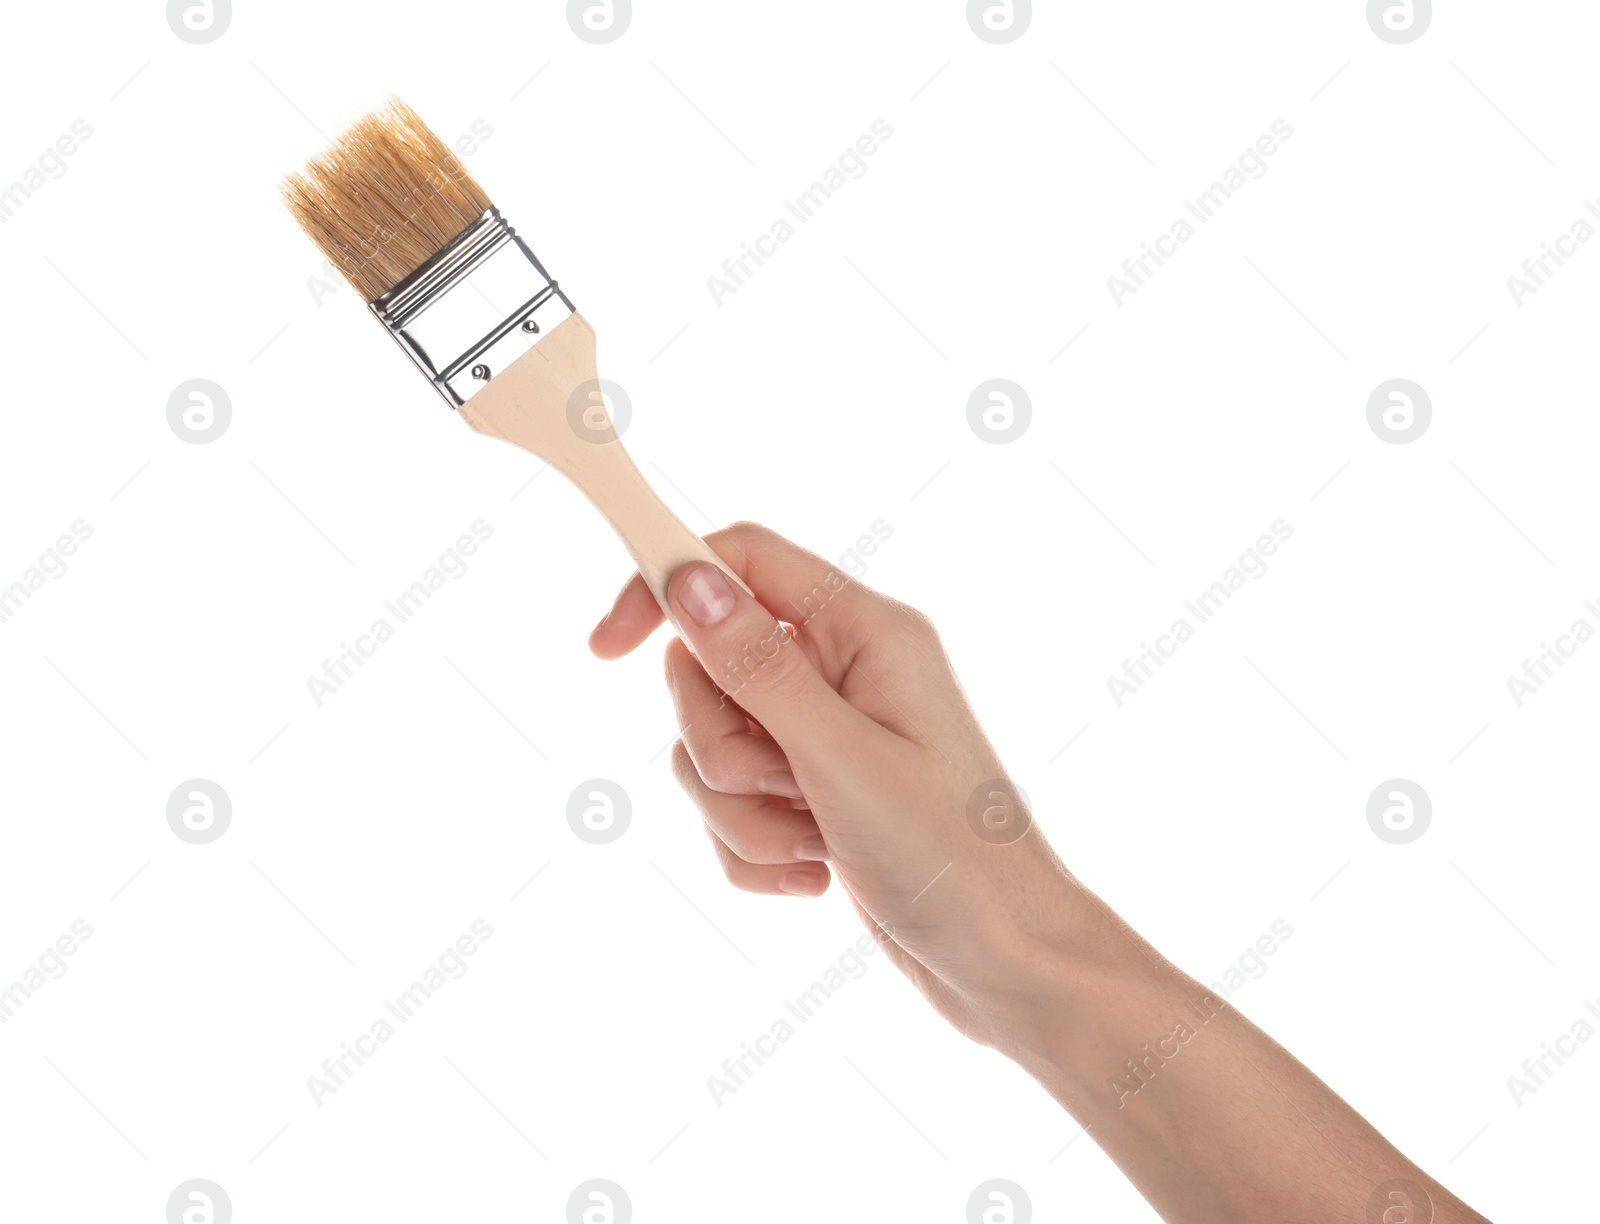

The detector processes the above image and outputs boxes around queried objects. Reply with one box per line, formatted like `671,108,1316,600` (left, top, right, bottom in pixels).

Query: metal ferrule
369,208,575,408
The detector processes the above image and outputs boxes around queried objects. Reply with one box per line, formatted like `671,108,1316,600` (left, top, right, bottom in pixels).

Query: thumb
667,562,889,773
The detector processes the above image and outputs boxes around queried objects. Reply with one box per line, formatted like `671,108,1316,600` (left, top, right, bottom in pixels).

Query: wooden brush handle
557,431,747,609
457,312,749,615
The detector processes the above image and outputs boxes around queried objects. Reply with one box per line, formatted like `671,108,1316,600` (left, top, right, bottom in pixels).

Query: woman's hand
588,521,1077,1049
590,521,1489,1224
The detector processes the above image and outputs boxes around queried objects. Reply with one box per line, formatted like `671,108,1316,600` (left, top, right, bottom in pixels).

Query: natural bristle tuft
280,96,493,302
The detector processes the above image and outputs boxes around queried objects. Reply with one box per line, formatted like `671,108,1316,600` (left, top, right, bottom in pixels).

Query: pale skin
590,523,1490,1224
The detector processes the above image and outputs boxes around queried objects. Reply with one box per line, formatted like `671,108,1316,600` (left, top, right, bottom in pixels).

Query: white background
1,1,1594,1220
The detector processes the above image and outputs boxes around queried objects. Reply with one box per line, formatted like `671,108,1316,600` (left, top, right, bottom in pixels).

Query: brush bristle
280,97,494,302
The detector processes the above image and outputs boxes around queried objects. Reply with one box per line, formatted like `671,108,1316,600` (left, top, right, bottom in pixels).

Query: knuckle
696,751,745,795
702,800,791,868
889,600,941,647
746,637,815,703
720,519,769,543
707,830,742,877
709,520,768,559
669,740,699,791
718,620,802,695
679,726,766,795
719,818,786,866
715,822,759,864
662,636,693,685
903,606,939,639
707,830,763,890
707,748,761,796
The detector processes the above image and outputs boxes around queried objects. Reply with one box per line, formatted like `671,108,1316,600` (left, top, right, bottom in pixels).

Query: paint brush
280,96,747,615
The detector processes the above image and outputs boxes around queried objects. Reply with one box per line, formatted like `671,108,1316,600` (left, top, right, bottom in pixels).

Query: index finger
588,569,662,660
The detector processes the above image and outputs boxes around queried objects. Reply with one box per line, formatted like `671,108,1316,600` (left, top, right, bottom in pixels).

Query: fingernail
679,564,735,626
762,770,803,799
795,834,829,862
779,869,826,897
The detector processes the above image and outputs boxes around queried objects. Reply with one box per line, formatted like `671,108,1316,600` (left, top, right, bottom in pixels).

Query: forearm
990,873,1488,1224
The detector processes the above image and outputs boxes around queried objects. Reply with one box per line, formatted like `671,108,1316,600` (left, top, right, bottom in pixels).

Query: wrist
976,862,1174,1087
